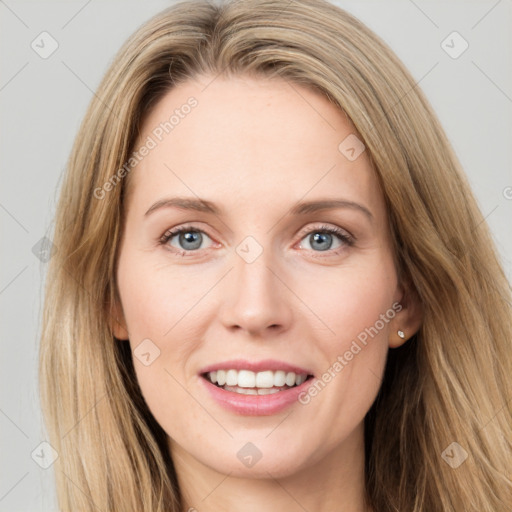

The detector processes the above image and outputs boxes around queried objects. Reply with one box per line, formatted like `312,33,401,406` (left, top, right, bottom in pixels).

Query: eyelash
158,223,355,257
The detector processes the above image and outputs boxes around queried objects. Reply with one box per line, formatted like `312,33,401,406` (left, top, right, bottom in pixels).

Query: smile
202,369,313,395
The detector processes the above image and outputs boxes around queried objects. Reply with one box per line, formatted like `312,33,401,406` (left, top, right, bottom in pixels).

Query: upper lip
199,359,314,376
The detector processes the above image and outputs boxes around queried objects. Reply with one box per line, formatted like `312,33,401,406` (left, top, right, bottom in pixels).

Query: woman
39,0,512,510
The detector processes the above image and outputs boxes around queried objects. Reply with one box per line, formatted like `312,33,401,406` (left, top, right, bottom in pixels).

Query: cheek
295,257,396,420
117,250,199,342
116,253,208,426
303,258,397,346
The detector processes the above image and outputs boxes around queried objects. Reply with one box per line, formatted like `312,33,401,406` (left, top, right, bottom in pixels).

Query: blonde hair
39,0,512,510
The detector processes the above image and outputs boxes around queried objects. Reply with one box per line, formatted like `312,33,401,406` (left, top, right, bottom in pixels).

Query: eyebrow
144,196,373,221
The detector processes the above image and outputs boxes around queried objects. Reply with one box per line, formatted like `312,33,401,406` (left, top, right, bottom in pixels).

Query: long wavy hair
39,0,512,510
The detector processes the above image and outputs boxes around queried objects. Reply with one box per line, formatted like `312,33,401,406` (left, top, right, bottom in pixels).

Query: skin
111,74,422,512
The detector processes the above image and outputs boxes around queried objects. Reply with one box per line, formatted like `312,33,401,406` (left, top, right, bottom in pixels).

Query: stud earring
397,330,405,339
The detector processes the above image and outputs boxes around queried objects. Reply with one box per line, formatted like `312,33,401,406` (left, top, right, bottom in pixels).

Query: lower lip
200,375,315,416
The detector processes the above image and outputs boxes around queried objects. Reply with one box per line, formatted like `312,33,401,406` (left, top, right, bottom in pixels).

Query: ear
106,290,129,341
389,279,422,348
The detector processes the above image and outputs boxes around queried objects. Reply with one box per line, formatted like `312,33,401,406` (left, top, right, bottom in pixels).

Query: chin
200,443,312,479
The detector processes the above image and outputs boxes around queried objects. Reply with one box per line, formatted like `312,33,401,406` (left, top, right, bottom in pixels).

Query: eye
159,223,355,257
297,224,354,255
159,225,214,256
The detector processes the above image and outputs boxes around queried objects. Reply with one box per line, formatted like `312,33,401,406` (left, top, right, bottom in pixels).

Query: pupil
311,232,332,251
180,231,202,250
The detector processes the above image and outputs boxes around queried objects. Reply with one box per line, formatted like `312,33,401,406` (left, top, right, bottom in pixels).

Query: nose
218,247,293,337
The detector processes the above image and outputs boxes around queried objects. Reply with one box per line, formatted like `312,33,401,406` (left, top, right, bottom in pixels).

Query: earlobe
107,296,129,340
112,315,129,340
390,327,408,348
389,284,423,348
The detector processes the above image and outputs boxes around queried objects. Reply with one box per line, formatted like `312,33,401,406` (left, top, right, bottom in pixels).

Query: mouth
201,369,315,395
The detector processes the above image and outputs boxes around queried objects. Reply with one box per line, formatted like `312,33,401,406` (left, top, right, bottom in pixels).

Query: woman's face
112,74,411,479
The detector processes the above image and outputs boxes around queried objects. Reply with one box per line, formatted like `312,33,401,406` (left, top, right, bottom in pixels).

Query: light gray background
1,1,511,510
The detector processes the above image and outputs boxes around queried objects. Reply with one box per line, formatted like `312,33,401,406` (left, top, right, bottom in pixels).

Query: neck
170,423,370,512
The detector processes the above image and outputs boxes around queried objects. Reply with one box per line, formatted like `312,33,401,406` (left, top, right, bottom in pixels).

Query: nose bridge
235,239,275,296
220,233,292,334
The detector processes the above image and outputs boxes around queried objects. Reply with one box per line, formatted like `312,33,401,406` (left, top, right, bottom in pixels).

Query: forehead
125,74,384,220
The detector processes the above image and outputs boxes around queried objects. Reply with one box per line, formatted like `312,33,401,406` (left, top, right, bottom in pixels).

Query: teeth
226,369,238,386
224,385,283,395
238,370,256,388
274,370,286,387
257,387,282,395
285,372,296,386
256,370,274,388
206,369,309,388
